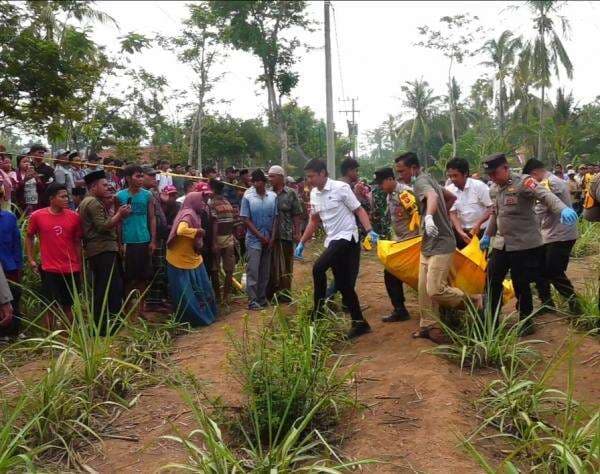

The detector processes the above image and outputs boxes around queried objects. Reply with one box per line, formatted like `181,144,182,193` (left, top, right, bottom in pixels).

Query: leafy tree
159,2,223,171
417,14,483,155
0,1,112,140
480,30,522,135
519,0,573,160
210,0,312,168
399,79,439,165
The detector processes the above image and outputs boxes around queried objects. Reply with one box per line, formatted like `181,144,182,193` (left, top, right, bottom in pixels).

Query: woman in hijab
166,192,218,326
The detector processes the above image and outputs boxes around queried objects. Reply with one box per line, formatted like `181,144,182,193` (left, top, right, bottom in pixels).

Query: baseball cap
483,153,508,173
162,184,178,195
54,149,70,158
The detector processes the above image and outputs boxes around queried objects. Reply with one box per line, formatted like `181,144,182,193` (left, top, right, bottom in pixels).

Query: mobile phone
127,197,132,205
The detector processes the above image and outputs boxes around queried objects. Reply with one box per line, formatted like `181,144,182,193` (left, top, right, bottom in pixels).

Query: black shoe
382,307,411,322
519,320,535,336
568,299,583,316
347,321,372,339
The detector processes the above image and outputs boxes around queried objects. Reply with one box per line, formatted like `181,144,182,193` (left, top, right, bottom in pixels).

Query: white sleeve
341,184,361,211
478,181,493,207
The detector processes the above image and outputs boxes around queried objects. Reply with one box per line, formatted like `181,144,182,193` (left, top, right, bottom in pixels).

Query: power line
330,3,345,99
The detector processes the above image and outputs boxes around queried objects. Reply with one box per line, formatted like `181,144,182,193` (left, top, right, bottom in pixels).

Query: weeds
228,292,356,443
572,221,600,258
465,338,600,472
574,281,600,333
432,298,542,371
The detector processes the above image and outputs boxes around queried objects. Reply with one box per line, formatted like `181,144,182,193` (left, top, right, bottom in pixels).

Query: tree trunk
188,109,198,166
537,85,544,161
448,61,457,156
197,108,203,172
498,79,505,135
264,70,288,168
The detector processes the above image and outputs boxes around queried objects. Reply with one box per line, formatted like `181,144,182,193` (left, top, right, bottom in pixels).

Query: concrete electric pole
339,97,359,159
324,1,336,178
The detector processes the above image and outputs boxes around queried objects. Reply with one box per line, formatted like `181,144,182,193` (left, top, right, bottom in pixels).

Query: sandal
412,326,448,344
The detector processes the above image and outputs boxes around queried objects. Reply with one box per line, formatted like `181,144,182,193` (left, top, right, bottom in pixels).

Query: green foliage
0,1,111,136
228,295,356,442
572,220,600,258
431,299,541,371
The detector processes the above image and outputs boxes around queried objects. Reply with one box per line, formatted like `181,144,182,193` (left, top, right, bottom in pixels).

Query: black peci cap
84,170,106,186
483,153,508,173
372,167,395,185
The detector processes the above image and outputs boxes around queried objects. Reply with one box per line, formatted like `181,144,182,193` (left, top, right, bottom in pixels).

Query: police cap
483,153,508,173
84,170,106,186
372,167,395,185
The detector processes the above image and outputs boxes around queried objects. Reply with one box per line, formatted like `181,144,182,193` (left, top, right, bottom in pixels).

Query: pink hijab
167,192,205,250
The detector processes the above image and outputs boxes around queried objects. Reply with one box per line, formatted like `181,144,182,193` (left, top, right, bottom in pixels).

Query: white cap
268,165,285,177
54,149,69,158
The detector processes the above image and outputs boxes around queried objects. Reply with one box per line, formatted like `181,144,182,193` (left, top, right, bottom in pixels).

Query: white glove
424,214,439,238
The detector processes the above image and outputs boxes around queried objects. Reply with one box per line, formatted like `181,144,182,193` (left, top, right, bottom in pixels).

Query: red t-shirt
27,208,83,273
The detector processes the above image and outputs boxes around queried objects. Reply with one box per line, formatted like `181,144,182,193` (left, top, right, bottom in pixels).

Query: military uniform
582,173,600,312
533,173,580,312
485,165,567,322
383,181,420,320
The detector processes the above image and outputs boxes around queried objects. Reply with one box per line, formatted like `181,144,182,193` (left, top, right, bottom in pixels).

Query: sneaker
382,307,410,323
347,321,372,339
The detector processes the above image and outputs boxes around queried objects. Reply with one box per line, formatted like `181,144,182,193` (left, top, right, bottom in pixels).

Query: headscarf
167,192,205,251
192,181,212,211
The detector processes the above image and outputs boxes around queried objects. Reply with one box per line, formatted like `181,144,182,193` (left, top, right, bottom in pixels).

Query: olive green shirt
78,196,119,258
413,173,456,256
274,186,303,242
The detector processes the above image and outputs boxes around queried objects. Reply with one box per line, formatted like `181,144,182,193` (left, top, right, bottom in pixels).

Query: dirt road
89,251,599,473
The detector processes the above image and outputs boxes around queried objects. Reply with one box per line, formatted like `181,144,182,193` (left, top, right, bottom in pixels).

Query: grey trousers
246,246,272,305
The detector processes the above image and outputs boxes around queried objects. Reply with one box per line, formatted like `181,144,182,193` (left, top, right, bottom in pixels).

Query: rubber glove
294,242,305,259
560,207,578,226
479,235,491,251
424,215,439,238
368,230,379,245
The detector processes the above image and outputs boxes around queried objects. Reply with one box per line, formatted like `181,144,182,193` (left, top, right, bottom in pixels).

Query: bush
572,221,600,258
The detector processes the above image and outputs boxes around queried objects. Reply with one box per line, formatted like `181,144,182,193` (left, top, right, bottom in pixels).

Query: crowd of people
0,143,599,343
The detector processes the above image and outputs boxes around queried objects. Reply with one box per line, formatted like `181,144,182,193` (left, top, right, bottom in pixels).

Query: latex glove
368,230,379,245
294,242,305,260
479,235,491,251
560,207,578,226
424,214,439,238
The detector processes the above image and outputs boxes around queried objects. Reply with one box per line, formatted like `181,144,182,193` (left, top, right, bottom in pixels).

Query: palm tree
481,30,522,135
520,0,573,160
400,79,439,165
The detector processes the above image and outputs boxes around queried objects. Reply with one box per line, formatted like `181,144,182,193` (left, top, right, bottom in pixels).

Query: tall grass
1,275,186,468
574,281,600,333
572,221,600,258
465,339,600,472
431,298,542,371
162,289,373,472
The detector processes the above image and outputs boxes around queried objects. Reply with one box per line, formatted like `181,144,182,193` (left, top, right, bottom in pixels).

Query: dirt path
86,250,599,473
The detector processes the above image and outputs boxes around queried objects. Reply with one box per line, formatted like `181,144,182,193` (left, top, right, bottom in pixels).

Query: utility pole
324,0,335,178
339,97,359,159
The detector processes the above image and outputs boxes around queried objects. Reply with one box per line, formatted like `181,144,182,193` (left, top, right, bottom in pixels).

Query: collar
322,178,332,192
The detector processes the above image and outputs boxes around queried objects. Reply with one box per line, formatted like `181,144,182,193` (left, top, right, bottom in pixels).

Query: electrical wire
330,3,346,99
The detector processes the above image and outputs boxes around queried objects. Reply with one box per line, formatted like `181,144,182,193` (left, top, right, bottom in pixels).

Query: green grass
572,221,600,258
431,298,542,372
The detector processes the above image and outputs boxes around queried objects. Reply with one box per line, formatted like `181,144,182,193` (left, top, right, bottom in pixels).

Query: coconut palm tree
481,30,522,135
519,0,573,160
400,79,439,165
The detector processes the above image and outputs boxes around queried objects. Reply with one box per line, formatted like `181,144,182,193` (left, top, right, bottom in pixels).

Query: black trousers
384,270,405,312
313,238,364,322
88,251,124,334
487,246,542,319
534,240,577,304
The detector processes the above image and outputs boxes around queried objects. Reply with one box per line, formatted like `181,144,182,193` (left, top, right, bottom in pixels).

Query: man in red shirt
25,182,83,329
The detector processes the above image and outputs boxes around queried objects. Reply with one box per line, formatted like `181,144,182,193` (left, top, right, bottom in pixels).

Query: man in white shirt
295,159,378,339
445,157,493,249
156,160,173,192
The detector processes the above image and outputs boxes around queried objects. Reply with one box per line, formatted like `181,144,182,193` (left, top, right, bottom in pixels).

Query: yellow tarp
377,235,514,302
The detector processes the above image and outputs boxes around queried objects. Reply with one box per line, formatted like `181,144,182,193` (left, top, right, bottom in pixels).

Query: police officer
480,153,578,335
373,167,419,322
582,170,600,312
522,159,581,315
